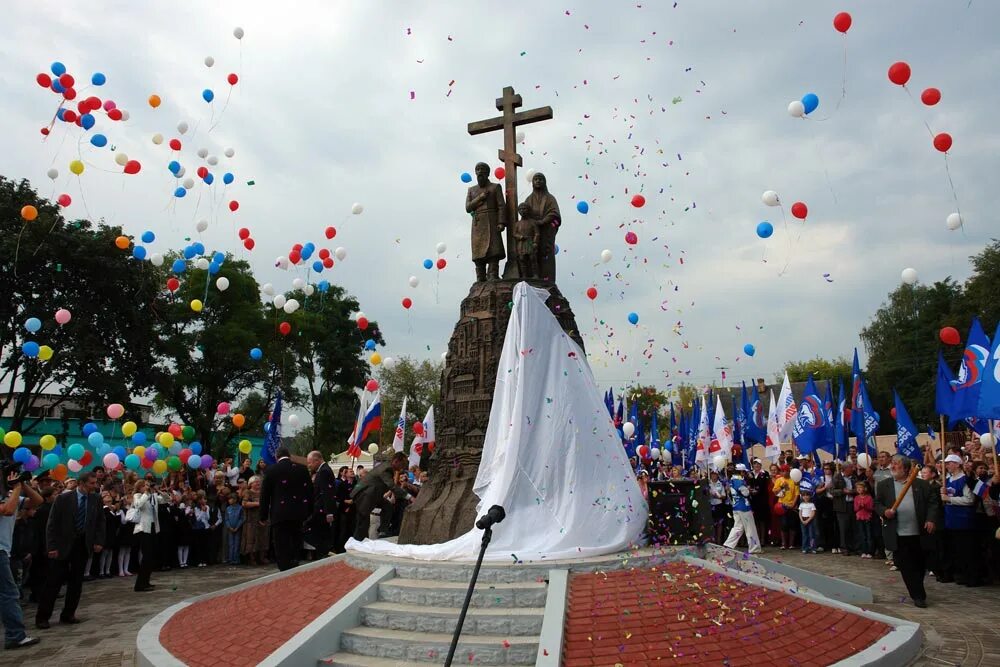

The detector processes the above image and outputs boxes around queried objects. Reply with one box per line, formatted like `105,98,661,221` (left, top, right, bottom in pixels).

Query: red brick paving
160,561,370,667
562,561,891,666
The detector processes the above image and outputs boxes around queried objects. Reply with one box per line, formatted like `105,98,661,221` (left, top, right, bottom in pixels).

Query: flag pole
939,415,947,483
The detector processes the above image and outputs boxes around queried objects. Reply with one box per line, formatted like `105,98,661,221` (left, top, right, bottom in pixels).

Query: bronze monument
465,162,507,282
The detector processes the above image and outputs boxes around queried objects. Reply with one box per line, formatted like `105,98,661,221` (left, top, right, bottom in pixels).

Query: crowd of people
634,438,1000,607
0,446,428,651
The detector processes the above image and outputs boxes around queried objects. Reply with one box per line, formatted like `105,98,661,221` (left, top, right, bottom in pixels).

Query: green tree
0,177,160,435
780,356,853,384
956,239,1000,336
376,357,442,445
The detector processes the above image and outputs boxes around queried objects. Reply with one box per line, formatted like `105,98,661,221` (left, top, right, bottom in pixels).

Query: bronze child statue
513,202,540,279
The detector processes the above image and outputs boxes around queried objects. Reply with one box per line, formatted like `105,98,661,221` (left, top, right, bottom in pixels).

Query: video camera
1,460,33,488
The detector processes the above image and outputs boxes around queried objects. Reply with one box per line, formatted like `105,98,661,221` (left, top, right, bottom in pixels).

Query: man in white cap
724,463,761,554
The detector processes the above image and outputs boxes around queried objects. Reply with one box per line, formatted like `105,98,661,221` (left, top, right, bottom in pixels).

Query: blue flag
604,388,615,419
669,403,677,440
792,374,826,455
743,382,766,445
975,323,1000,419
685,399,700,469
707,388,716,430
625,401,639,458
614,397,624,442
651,409,661,454
893,390,922,462
950,317,991,420
262,390,282,465
670,408,682,457
820,380,836,456
733,394,751,467
835,378,847,460
936,351,957,416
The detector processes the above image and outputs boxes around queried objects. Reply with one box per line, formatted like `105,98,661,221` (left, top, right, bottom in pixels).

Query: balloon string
943,153,964,224
902,86,936,139
777,205,792,277
209,88,233,132
836,37,848,110
13,223,28,278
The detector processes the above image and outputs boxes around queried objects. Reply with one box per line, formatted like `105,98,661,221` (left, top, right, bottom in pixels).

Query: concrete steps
345,554,551,584
337,627,538,665
360,601,544,636
378,578,548,608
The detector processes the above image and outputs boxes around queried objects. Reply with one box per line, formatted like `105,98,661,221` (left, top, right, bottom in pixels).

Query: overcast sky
2,0,997,403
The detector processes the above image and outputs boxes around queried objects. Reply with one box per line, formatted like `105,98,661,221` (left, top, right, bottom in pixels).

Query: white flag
696,395,710,464
408,434,423,469
391,397,408,453
777,373,797,443
713,394,733,458
422,406,436,450
766,390,781,463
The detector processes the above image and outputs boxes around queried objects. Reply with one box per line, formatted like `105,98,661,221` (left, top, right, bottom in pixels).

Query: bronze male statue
519,172,561,283
465,162,507,282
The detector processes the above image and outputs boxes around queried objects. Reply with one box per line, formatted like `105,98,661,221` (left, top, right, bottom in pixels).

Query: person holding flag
938,453,978,586
724,463,762,554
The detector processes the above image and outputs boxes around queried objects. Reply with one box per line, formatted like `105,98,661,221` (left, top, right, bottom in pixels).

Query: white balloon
216,277,230,291
151,133,163,145
261,283,275,296
787,100,805,118
182,177,195,190
150,253,164,267
46,168,59,180
661,449,673,465
382,356,395,369
650,447,660,460
68,460,82,473
524,168,536,183
274,256,289,270
335,247,347,261
197,148,209,159
289,414,300,427
367,443,378,455
354,311,366,321
789,468,803,483
207,155,219,166
980,433,996,449
304,284,315,296
224,147,235,158
196,220,208,233
114,153,129,167
283,299,299,314
204,56,215,68
516,130,525,144
761,190,780,207
273,295,286,309
351,203,364,215
435,242,447,254
292,278,305,289
622,422,635,438
177,121,189,135
408,276,420,288
946,213,963,231
600,249,613,263
857,453,872,469
901,267,918,285
121,110,130,122
175,166,186,178
233,26,244,39
195,258,210,270
712,454,727,471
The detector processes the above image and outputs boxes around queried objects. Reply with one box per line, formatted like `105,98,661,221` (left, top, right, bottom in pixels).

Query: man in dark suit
334,467,355,553
350,452,408,541
36,472,106,628
305,451,338,558
260,447,313,571
875,454,942,608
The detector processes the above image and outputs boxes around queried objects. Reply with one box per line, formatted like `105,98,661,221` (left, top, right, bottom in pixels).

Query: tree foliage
376,356,442,445
780,356,853,384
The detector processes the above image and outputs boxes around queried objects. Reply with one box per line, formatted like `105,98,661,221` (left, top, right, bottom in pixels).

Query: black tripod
443,505,506,667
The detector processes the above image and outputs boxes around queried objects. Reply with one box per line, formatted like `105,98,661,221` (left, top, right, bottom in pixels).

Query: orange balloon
21,205,38,221
148,94,161,108
52,464,68,481
114,235,130,250
232,413,246,428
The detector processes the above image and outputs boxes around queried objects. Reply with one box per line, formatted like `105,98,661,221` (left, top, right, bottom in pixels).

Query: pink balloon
106,403,124,419
217,402,230,415
103,453,120,469
55,308,72,325
103,99,117,111
68,460,83,473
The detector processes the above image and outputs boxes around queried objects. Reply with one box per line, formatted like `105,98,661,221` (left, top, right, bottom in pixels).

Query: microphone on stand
475,505,506,530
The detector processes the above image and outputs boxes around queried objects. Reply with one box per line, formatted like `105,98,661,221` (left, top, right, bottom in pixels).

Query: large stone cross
468,86,552,277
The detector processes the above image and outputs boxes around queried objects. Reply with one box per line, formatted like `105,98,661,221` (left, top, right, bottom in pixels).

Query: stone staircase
322,558,550,666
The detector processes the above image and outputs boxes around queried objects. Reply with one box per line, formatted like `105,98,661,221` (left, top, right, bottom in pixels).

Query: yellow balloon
133,445,146,458
38,345,54,361
69,160,85,176
122,421,138,437
40,434,57,450
370,352,382,366
238,439,252,454
160,433,174,447
3,431,21,448
190,299,203,312
152,459,168,475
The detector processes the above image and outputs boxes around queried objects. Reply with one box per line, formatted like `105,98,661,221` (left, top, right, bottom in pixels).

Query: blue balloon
203,172,214,185
187,454,202,469
223,172,234,185
192,242,205,255
56,108,67,121
42,453,60,470
131,432,147,445
12,448,31,464
172,259,186,274
801,93,819,115
627,312,639,325
25,317,41,333
364,339,376,350
312,260,324,273
190,442,202,455
756,221,773,239
90,133,107,148
82,422,98,436
174,187,187,198
22,342,40,358
133,246,147,260
208,262,221,275
81,114,96,130
67,443,85,460
202,89,215,103
97,443,110,457
300,246,314,261
212,251,225,265
91,72,106,86
250,347,263,360
51,61,66,76
87,431,104,447
423,259,433,270
168,160,181,175
317,280,330,293
743,343,756,357
51,79,65,94
263,422,271,433
460,172,472,183
183,245,197,259
576,200,589,214
141,230,155,243
554,244,560,255
113,446,126,459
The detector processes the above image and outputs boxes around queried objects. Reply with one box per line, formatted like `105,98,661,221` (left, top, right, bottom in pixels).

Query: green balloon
167,455,181,471
182,425,195,440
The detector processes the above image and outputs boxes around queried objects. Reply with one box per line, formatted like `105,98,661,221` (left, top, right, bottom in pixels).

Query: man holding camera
0,466,42,649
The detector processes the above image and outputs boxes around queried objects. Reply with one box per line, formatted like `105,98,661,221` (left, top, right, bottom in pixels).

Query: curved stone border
535,570,567,667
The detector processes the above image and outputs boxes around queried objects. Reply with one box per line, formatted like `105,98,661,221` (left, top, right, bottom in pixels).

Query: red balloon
243,238,255,251
890,407,898,420
279,322,291,336
228,73,239,86
357,317,369,330
365,379,379,392
80,450,93,466
77,101,89,114
166,277,180,292
324,226,336,239
168,423,183,438
586,286,598,300
238,227,250,240
427,442,435,453
630,194,646,208
197,166,209,179
140,457,153,469
169,138,182,151
62,110,78,123
319,248,331,259
36,73,52,88
323,257,334,268
791,201,808,220
933,133,952,153
289,251,301,264
939,326,960,346
624,231,638,245
921,88,941,106
179,449,192,463
833,11,852,33
107,108,123,121
436,258,447,270
494,166,506,180
413,422,425,436
59,73,75,88
62,87,77,101
637,445,650,460
86,96,102,111
74,117,83,128
57,194,72,207
401,297,413,309
292,243,303,251
888,61,911,86
123,160,142,175
40,127,50,136
229,200,239,212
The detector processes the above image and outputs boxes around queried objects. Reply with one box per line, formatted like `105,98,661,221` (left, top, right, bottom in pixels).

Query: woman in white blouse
131,480,161,592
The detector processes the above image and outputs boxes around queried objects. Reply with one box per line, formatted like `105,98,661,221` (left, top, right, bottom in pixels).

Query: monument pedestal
397,279,583,545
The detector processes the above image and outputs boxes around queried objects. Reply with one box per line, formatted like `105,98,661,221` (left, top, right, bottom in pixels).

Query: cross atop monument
468,85,553,268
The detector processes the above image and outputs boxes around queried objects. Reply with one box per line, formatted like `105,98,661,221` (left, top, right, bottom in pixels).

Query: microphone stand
444,522,495,667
